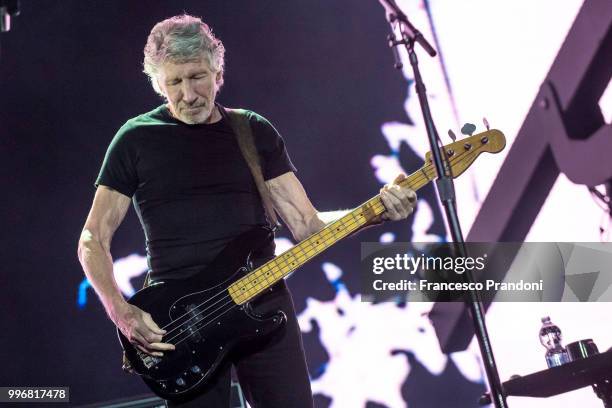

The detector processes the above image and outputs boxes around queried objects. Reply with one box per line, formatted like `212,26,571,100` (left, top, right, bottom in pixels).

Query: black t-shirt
96,105,296,281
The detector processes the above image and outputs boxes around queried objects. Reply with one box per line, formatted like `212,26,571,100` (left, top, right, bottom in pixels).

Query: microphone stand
378,1,508,407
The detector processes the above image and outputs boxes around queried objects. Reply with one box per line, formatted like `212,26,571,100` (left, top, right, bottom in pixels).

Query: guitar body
118,227,286,401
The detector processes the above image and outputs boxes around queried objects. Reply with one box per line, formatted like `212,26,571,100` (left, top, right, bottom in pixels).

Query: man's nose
181,81,198,105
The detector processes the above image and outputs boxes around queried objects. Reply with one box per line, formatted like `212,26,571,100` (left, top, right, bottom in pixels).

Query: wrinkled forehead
158,57,214,79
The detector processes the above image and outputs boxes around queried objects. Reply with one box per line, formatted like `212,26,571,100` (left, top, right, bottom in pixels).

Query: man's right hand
112,302,176,357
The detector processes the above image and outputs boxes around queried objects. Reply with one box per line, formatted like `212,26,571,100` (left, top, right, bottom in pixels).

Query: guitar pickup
187,325,203,342
185,304,204,342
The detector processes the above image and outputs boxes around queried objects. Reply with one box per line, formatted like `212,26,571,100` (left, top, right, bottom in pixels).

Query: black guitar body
117,227,286,401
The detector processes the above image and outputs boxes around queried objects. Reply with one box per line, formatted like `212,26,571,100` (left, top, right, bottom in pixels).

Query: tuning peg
447,129,457,142
483,117,490,131
461,123,476,136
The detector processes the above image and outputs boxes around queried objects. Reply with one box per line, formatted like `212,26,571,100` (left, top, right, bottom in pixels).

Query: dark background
0,1,463,405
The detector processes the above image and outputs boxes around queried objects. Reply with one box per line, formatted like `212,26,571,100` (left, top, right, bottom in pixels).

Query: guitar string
157,146,487,346
162,200,381,344
168,213,371,345
157,199,378,338
157,218,368,337
167,200,387,345
172,301,242,347
165,230,353,345
159,209,375,339
160,281,238,334
161,196,385,343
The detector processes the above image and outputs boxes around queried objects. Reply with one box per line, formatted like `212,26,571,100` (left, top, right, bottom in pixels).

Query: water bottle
539,316,570,368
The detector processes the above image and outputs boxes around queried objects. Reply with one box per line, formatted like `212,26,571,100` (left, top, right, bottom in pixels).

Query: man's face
157,57,221,124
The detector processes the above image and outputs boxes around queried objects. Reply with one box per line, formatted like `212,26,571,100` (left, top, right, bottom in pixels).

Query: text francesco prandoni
368,251,545,295
372,253,486,275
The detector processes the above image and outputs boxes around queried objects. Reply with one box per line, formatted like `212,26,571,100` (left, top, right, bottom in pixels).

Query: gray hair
143,14,225,96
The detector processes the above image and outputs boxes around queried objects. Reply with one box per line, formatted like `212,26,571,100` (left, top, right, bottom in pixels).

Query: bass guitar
118,129,506,400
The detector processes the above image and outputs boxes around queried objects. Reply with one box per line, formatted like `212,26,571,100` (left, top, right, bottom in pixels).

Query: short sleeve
95,126,139,197
248,112,297,181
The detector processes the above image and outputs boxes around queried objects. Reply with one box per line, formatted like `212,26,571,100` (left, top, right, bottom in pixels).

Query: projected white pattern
298,263,484,408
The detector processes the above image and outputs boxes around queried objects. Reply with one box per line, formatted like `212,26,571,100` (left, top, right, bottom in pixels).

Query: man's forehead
160,58,212,77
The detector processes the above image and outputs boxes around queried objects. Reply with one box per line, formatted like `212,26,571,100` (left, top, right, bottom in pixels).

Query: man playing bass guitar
78,14,416,408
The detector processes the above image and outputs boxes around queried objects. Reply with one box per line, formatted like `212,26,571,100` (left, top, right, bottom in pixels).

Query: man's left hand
380,173,417,221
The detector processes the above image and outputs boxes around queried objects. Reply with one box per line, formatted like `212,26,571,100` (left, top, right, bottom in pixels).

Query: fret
261,266,274,285
291,250,303,267
305,237,320,252
272,256,287,275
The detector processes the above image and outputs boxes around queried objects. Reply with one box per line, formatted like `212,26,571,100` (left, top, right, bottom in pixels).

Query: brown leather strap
219,105,280,230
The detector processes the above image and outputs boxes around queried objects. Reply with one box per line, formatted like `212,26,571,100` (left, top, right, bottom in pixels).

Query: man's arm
266,172,417,242
77,186,174,356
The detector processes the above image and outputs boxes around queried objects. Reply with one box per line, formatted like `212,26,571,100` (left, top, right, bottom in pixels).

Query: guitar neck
227,162,436,305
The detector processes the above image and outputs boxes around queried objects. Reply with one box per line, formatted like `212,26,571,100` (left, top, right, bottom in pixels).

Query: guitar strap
218,104,281,231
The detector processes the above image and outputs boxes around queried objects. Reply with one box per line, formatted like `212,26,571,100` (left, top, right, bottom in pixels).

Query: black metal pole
382,9,509,407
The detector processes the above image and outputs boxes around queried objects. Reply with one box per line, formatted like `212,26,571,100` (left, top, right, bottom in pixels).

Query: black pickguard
117,227,286,401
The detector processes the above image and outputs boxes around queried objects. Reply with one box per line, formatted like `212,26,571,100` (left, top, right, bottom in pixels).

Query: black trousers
166,280,313,408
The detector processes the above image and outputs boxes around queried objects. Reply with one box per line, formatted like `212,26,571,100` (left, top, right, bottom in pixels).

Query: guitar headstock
424,129,506,178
